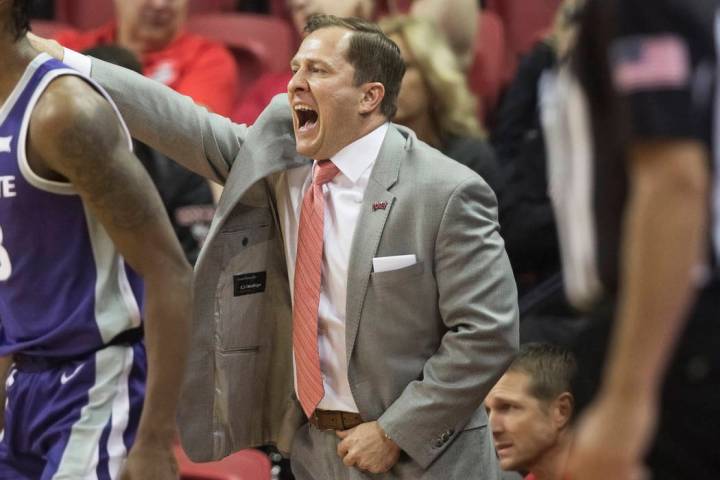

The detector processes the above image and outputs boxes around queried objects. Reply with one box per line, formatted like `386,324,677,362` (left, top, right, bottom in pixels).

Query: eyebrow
489,394,520,405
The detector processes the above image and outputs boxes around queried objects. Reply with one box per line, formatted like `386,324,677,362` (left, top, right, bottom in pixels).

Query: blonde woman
380,15,503,196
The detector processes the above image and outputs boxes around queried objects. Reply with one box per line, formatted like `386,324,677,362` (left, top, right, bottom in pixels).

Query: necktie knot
313,160,340,186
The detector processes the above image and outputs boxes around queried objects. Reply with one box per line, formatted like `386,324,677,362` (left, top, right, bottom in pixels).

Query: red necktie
293,160,340,417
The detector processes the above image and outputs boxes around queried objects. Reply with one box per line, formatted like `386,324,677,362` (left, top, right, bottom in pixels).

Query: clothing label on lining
233,272,266,296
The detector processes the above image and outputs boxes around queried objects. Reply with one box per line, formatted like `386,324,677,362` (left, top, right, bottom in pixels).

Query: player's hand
566,392,656,480
336,421,400,474
26,32,65,61
120,442,179,480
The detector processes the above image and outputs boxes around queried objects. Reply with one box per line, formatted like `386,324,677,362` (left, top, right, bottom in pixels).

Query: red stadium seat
185,13,295,97
30,19,76,39
469,11,511,121
483,0,562,59
54,0,238,29
175,444,271,480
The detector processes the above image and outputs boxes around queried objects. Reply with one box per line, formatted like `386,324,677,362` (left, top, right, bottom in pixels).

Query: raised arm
86,55,244,185
28,75,193,480
27,32,246,185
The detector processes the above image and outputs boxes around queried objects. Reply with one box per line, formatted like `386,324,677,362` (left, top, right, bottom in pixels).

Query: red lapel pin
372,201,388,212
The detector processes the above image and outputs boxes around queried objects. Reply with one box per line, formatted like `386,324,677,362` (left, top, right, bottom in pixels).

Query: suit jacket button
434,439,443,448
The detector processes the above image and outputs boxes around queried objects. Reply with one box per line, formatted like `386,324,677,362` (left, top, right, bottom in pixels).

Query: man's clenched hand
336,421,400,474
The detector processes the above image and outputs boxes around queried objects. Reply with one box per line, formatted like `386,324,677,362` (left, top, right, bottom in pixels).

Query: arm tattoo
57,98,164,230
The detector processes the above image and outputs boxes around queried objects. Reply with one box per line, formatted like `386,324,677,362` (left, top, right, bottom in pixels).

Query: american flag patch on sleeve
609,34,690,93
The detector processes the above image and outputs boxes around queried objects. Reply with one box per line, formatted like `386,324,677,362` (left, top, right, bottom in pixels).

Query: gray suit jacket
87,58,519,474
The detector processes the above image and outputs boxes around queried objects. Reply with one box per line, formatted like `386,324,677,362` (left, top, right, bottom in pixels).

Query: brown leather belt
308,409,363,431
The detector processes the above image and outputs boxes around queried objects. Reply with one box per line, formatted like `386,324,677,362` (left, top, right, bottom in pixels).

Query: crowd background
23,1,598,479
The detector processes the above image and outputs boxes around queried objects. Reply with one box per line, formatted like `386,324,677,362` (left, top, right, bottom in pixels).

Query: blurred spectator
486,343,576,480
380,15,503,196
56,0,239,117
372,0,478,71
83,44,214,265
233,0,478,124
401,0,477,71
489,0,585,339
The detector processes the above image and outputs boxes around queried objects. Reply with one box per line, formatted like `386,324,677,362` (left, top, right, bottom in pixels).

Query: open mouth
495,443,513,456
294,105,318,132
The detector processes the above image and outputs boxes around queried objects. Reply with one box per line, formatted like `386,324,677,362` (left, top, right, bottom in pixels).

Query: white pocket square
372,254,417,273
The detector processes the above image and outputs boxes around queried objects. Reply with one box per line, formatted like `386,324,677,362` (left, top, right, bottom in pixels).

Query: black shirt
134,142,215,265
576,0,718,296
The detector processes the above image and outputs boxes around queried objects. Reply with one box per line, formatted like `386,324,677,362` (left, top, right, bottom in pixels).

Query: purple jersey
0,53,144,358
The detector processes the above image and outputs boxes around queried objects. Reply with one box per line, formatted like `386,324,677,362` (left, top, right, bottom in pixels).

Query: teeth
294,105,315,112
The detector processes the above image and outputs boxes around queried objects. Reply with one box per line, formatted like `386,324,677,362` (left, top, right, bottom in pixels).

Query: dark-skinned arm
28,76,193,479
568,140,709,480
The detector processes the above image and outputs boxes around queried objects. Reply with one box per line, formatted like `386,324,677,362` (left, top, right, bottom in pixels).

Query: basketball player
0,1,192,479
541,0,720,478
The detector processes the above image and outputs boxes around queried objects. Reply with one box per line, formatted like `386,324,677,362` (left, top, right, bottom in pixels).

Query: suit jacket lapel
345,125,407,364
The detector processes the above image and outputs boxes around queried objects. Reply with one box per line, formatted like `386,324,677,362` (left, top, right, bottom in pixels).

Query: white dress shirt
276,123,389,412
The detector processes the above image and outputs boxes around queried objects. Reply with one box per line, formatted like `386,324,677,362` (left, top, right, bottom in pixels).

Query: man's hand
336,421,400,474
566,392,656,480
26,32,64,61
120,442,179,480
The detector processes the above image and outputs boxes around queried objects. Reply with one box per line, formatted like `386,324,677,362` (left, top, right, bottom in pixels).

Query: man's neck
0,33,37,100
115,25,145,56
339,115,387,152
529,431,572,480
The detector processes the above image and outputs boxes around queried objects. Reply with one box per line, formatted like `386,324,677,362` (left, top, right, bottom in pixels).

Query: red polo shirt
56,22,239,117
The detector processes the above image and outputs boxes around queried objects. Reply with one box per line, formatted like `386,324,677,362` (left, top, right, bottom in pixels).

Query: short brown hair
305,14,405,119
509,343,577,404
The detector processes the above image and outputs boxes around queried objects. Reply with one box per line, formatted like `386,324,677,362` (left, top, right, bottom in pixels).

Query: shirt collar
318,123,389,184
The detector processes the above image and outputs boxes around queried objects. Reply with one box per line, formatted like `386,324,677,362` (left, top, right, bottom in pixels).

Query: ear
359,82,385,115
552,392,574,430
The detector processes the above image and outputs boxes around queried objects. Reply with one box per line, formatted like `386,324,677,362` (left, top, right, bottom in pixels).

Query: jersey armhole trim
18,67,134,196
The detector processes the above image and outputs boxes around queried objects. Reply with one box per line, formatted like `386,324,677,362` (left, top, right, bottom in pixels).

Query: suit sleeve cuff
63,47,92,76
377,413,437,469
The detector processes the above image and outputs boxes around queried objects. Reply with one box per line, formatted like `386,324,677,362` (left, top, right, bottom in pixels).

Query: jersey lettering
0,226,11,281
0,176,16,198
0,136,11,153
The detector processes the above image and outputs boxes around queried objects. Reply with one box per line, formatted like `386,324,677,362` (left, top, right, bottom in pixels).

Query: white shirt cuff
63,47,92,76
